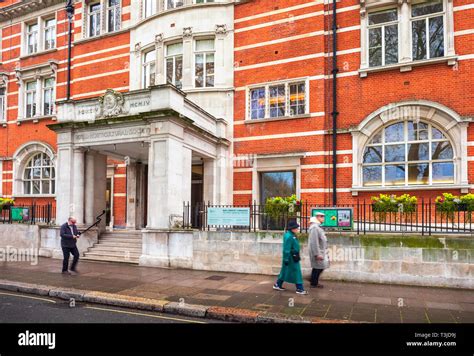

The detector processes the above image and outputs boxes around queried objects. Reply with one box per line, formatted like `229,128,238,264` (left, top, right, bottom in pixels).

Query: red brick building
0,0,132,227
0,0,473,229
233,0,474,207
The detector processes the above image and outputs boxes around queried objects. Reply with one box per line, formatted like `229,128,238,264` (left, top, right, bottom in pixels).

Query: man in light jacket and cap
308,212,329,288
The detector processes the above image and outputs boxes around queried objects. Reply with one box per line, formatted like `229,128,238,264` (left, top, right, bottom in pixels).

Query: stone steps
100,237,142,243
83,230,142,265
84,250,141,259
95,241,142,248
82,255,140,264
89,245,142,253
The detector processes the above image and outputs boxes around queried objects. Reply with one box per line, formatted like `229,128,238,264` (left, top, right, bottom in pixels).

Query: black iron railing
183,199,474,235
0,203,55,225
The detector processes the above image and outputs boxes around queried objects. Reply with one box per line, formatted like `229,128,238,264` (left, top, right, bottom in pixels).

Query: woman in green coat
273,221,308,295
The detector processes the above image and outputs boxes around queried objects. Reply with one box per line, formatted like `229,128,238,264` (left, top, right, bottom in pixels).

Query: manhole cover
205,275,226,281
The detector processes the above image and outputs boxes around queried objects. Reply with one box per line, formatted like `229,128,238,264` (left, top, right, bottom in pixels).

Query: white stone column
126,162,138,229
181,29,194,90
84,151,96,225
457,122,469,187
203,147,228,205
72,148,85,224
35,77,42,117
360,11,368,69
155,34,165,85
93,153,107,232
182,147,192,205
157,0,163,13
446,0,456,57
214,25,227,87
399,0,411,63
147,136,187,229
136,163,147,228
55,143,74,225
203,158,216,204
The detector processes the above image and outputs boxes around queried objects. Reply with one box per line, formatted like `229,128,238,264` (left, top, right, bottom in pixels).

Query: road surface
0,291,224,324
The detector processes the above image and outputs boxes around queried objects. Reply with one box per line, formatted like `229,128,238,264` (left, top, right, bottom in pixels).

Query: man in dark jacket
60,217,80,274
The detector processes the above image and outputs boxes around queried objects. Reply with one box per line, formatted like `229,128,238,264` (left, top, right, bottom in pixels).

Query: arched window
362,120,454,186
23,152,55,195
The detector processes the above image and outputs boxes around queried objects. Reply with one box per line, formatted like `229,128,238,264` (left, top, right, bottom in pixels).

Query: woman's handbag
291,249,301,263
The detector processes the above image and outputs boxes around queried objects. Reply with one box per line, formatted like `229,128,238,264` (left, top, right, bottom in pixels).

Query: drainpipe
66,0,74,100
331,0,339,206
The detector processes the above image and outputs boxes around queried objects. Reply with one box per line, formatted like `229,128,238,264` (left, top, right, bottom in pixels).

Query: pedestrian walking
273,221,308,295
308,213,329,288
60,217,81,275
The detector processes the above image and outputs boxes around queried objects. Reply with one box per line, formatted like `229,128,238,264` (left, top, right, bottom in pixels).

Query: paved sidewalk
0,258,473,323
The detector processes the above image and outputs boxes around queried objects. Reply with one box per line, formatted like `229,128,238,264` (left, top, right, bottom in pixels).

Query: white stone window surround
244,77,310,122
148,27,228,91
15,61,58,123
250,153,304,209
0,74,9,125
366,8,400,67
82,0,122,39
359,0,456,77
12,141,56,198
351,100,472,194
193,37,215,88
20,13,58,58
138,0,230,22
141,44,156,88
165,41,184,88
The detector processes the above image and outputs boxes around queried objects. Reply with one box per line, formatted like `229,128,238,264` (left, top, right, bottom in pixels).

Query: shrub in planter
265,196,289,220
371,193,418,222
397,194,418,213
435,193,459,213
460,193,474,212
371,194,398,213
265,194,302,221
0,198,14,210
371,194,417,213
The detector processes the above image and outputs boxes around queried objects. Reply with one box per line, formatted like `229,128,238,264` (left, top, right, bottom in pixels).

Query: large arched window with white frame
23,152,56,195
362,120,455,187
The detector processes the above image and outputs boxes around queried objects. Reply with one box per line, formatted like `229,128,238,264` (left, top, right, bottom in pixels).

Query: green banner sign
11,207,30,222
311,207,353,230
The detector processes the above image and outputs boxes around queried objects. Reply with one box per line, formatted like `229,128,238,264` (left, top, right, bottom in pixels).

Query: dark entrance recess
191,164,204,228
106,178,112,226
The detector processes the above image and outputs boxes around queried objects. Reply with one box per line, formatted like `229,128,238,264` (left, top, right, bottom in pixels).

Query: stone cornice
0,0,65,22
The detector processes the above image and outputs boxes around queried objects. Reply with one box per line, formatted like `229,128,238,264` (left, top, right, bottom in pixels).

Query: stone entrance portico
49,85,231,231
